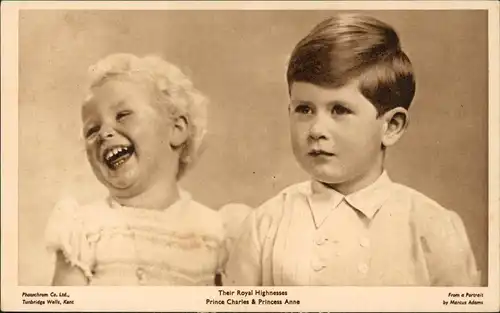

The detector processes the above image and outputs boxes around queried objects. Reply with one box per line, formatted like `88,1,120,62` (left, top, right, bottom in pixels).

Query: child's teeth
104,146,132,163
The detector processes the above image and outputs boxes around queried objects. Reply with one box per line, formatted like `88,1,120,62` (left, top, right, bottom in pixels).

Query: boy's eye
294,104,313,115
331,104,352,115
116,110,132,122
85,125,100,139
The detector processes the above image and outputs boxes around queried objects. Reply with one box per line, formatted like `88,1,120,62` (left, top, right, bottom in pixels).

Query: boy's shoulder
391,182,446,210
253,181,311,218
390,182,463,227
391,182,478,285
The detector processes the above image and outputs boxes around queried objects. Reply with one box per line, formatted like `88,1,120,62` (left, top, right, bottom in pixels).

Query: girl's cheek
85,142,96,153
84,139,98,156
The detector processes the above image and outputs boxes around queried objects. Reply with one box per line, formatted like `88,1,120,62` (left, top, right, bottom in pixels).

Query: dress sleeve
415,207,480,286
45,197,98,279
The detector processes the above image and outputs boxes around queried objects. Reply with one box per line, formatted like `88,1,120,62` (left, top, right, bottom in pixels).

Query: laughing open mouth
103,145,135,170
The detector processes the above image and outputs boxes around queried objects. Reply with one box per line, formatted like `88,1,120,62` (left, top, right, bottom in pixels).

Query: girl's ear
170,115,189,148
381,107,409,147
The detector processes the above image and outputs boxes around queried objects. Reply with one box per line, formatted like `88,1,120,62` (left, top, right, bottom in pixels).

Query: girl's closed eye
116,110,132,122
85,125,100,139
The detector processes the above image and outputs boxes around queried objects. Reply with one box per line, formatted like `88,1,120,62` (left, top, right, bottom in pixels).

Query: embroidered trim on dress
94,261,217,283
100,227,222,249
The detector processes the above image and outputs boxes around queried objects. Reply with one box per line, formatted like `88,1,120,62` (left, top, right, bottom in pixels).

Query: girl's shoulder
163,195,227,244
45,196,109,279
185,199,226,236
45,196,109,235
187,199,222,222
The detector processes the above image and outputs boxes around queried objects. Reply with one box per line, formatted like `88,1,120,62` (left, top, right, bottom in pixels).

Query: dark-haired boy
224,14,479,286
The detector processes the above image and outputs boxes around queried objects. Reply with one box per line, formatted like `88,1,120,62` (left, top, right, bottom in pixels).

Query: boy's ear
170,115,189,148
381,107,409,147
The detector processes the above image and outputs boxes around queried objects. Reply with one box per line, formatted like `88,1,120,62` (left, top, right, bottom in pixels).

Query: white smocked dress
45,191,232,286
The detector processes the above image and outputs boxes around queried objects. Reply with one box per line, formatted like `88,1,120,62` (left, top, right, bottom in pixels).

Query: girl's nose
98,125,115,140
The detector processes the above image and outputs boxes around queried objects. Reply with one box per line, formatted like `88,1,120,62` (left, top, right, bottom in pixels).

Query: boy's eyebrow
290,99,314,106
291,100,351,106
326,99,352,107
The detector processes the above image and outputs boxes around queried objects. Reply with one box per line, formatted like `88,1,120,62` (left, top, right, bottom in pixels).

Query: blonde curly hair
86,53,208,178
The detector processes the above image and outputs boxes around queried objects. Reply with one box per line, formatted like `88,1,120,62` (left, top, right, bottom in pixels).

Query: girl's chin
106,179,135,190
100,167,139,190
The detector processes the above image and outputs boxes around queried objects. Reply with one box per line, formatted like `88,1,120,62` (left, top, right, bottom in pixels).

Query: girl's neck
112,180,180,211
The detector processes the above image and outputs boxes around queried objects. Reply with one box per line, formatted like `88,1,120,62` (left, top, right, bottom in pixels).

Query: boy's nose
309,119,329,140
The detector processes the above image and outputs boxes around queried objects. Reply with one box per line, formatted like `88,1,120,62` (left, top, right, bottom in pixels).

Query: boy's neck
322,165,385,196
112,180,180,211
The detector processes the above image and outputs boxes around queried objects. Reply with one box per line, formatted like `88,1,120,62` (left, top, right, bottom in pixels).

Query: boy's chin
305,166,347,185
314,175,347,186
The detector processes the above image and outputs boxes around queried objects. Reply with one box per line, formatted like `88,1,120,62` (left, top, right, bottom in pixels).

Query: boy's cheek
290,124,308,139
290,135,306,152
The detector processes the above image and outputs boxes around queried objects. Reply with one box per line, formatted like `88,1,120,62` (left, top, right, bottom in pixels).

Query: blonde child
224,14,479,286
45,53,226,286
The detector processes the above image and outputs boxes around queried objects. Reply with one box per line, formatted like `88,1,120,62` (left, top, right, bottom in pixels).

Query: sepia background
18,10,488,286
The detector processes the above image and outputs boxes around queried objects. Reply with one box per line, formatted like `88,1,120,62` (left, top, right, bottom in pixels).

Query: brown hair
287,14,416,115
